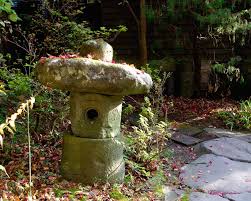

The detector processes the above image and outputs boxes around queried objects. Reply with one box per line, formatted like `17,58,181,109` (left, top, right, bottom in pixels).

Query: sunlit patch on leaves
109,184,128,200
0,96,35,187
0,164,9,178
0,81,7,95
181,193,190,201
0,0,20,27
209,56,243,96
218,99,251,130
0,96,35,148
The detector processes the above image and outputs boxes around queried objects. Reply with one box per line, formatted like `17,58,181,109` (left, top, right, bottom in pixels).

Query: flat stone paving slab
196,137,251,163
163,188,229,201
180,154,251,194
225,192,251,201
189,192,229,201
171,133,202,146
204,128,251,143
176,126,203,136
236,135,251,143
163,187,183,201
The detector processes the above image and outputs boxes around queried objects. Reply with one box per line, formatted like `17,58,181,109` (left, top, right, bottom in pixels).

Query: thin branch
124,1,139,27
108,31,121,42
3,37,30,54
16,29,30,50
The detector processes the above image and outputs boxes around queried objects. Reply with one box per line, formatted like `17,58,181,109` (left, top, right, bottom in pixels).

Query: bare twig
120,0,139,27
3,37,30,54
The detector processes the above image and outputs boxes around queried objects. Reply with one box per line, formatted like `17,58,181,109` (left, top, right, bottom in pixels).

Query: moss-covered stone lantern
36,39,152,184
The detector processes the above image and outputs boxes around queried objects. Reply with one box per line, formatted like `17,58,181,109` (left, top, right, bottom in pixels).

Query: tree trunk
139,0,147,66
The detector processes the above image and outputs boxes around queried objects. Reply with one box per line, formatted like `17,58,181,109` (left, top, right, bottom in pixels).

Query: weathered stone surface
196,137,251,162
175,125,203,136
180,154,251,194
225,192,251,201
70,93,122,138
171,133,202,146
80,39,113,62
164,191,180,201
163,189,229,201
204,128,251,139
204,127,251,143
36,58,152,95
189,192,229,201
236,135,251,143
61,134,124,184
163,187,184,201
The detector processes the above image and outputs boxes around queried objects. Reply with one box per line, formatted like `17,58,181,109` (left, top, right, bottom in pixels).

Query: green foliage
54,188,87,200
0,0,19,24
1,0,126,74
109,185,128,200
125,97,170,164
123,67,171,192
207,9,251,44
212,57,242,81
140,97,155,121
141,62,170,118
0,56,35,138
141,64,162,83
181,193,190,201
0,0,19,42
209,56,244,96
122,103,135,118
0,65,68,139
0,68,32,96
146,0,251,46
218,99,251,130
147,169,166,198
123,96,170,192
28,2,127,55
123,62,170,177
98,25,128,39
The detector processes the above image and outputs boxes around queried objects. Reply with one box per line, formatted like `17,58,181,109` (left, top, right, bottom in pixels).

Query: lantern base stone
61,134,125,184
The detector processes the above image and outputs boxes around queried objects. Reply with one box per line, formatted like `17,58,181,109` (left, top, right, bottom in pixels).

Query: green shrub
218,99,251,130
124,97,170,165
0,0,19,25
0,67,32,97
209,56,244,96
109,185,128,200
0,65,69,138
27,2,127,55
1,0,127,73
0,66,29,110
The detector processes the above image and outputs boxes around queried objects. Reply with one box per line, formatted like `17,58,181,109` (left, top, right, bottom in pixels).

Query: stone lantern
36,39,152,184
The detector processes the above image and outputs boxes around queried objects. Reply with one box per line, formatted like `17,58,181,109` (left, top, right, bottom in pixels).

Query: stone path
165,128,251,201
196,137,251,162
204,128,251,143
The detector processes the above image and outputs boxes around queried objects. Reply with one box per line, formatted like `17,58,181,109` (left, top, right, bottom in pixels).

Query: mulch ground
165,96,238,128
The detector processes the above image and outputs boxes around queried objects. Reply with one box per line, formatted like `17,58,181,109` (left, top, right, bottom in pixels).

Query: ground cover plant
218,99,251,130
